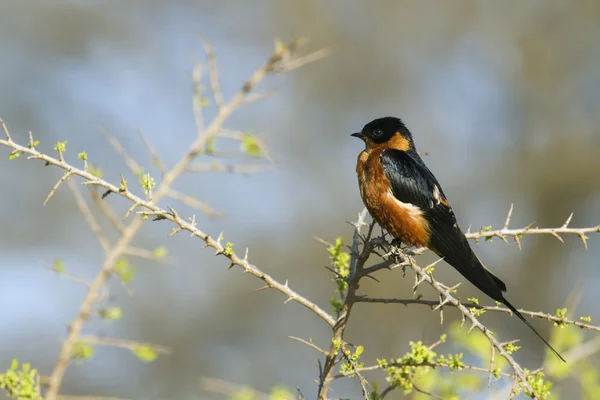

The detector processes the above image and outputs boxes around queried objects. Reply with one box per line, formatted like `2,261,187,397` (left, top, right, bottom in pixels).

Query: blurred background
1,1,599,398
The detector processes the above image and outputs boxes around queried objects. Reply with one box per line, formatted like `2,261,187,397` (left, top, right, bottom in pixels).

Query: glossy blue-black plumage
380,148,507,299
353,116,565,362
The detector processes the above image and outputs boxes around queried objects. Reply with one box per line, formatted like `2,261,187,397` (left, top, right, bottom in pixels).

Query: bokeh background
1,1,599,399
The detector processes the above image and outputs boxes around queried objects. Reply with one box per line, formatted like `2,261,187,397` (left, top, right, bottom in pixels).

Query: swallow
351,116,564,362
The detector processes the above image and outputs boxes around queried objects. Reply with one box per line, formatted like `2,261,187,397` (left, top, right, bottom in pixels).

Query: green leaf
54,140,67,153
223,242,234,256
114,257,135,283
132,346,158,362
53,259,65,274
205,136,216,154
268,385,293,400
504,342,521,354
98,307,122,321
241,133,262,158
72,342,94,360
140,173,156,196
554,308,568,327
153,246,168,258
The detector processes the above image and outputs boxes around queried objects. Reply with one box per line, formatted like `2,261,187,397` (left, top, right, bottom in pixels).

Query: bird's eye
373,129,383,137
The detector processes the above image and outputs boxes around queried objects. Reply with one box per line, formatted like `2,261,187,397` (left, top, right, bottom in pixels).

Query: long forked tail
502,298,566,363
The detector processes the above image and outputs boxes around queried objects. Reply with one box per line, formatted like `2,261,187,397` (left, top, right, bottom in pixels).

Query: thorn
550,231,565,243
469,321,477,332
119,174,128,192
124,203,139,219
413,276,426,290
563,213,574,228
514,235,522,250
579,233,588,251
256,285,269,292
362,274,380,283
168,227,182,238
500,235,509,245
313,236,332,247
448,282,461,293
43,171,73,206
524,220,537,230
284,296,294,304
433,298,450,311
426,257,446,269
244,247,249,262
325,266,344,279
504,203,514,229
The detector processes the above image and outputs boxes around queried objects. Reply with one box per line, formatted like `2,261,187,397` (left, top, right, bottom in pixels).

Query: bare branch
43,170,74,206
79,335,171,355
67,179,111,252
201,40,225,109
99,127,142,175
357,297,600,332
167,188,223,217
0,38,329,400
289,336,328,356
404,254,535,394
466,208,599,249
0,117,12,141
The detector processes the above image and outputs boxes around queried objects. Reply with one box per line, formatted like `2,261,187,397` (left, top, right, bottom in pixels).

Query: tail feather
502,298,566,363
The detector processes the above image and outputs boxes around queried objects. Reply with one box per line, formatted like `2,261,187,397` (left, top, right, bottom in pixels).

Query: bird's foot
390,238,404,248
389,245,405,265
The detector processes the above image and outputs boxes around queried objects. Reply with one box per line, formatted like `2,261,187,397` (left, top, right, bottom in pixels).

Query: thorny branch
309,206,599,399
357,297,600,332
0,37,328,400
318,209,370,400
1,43,599,400
466,204,600,250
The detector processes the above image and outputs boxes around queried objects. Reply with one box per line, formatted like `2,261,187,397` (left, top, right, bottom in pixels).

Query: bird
351,116,565,362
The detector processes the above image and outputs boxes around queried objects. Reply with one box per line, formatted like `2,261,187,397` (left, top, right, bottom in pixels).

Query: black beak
351,132,364,139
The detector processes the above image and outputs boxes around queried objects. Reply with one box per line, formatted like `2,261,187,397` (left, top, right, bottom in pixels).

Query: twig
167,188,222,217
90,189,126,234
356,297,600,332
289,336,328,356
201,40,225,109
317,209,369,400
466,206,599,250
79,335,171,355
402,253,536,396
0,38,328,400
67,179,111,252
199,376,270,400
99,127,141,175
414,385,447,400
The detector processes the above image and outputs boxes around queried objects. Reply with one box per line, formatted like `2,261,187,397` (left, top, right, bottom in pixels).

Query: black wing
379,148,506,299
380,149,566,362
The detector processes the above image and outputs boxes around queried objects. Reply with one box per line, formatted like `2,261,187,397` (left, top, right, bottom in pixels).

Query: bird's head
351,116,415,151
